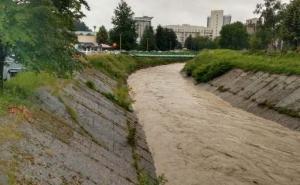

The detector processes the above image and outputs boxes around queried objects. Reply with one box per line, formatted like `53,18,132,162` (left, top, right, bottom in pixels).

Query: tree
155,26,178,51
184,35,193,49
0,0,89,90
254,0,283,49
109,0,137,50
51,0,90,29
140,26,157,51
185,36,217,51
219,22,249,50
155,25,167,51
96,26,109,45
74,20,91,31
281,0,300,49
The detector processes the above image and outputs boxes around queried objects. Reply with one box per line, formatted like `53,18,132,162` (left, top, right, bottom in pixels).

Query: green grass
184,49,300,83
88,54,182,110
0,72,58,115
88,54,182,83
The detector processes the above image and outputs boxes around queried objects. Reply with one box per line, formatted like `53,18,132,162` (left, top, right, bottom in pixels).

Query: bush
192,62,233,82
184,49,300,83
85,80,96,91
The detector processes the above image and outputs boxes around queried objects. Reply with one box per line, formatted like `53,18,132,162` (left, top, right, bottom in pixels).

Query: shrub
85,80,96,91
184,49,300,83
192,62,233,82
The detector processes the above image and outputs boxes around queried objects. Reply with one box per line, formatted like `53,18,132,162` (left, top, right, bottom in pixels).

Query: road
128,63,300,185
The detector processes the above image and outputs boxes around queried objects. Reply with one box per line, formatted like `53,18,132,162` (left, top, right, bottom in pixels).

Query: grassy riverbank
184,49,300,83
88,54,182,111
0,54,181,115
0,72,63,115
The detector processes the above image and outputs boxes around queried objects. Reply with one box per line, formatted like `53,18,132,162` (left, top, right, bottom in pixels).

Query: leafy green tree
109,0,137,50
220,22,249,50
51,0,89,28
0,0,89,90
155,25,167,51
185,36,217,51
250,28,272,50
96,26,109,44
184,35,193,49
155,26,178,51
140,26,157,51
74,20,91,31
254,0,283,49
281,0,300,49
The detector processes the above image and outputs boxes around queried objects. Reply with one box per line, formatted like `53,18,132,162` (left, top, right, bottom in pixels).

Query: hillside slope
0,55,179,185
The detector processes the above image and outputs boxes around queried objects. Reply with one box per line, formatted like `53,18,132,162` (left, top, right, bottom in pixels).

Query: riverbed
128,63,300,185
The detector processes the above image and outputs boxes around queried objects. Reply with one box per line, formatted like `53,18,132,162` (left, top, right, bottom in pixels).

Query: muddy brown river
128,63,300,185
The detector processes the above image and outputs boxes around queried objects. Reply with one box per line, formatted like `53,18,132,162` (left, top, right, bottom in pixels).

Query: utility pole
147,38,149,52
119,33,122,53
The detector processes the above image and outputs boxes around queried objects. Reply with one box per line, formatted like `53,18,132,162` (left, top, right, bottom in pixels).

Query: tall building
207,10,231,39
134,16,153,43
246,18,259,34
164,24,213,46
223,15,232,25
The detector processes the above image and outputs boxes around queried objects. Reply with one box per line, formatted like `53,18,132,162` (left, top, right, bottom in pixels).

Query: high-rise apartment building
134,16,153,43
207,10,231,39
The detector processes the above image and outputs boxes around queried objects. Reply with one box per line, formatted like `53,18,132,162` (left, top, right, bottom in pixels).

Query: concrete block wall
202,69,300,131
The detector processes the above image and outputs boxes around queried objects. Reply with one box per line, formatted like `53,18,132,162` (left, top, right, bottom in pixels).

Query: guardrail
130,53,196,58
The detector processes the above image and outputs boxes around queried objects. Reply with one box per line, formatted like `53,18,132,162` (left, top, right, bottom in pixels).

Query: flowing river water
128,63,300,185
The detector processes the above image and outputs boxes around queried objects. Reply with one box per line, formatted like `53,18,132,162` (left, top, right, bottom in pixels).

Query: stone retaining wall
0,68,156,184
202,69,300,131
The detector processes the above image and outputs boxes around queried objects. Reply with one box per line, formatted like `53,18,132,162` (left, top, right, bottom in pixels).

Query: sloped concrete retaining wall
202,69,300,131
0,69,156,184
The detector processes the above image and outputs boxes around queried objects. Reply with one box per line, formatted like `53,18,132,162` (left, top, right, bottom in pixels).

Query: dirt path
128,63,300,185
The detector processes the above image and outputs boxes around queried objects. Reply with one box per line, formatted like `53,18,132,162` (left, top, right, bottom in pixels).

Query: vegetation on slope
88,54,177,185
184,49,300,83
88,54,182,111
0,72,60,115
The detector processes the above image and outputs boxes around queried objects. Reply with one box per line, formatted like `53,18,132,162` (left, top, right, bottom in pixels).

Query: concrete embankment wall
201,69,300,131
0,69,156,184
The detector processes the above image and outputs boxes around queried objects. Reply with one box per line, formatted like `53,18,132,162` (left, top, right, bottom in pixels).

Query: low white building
74,31,113,54
164,24,213,46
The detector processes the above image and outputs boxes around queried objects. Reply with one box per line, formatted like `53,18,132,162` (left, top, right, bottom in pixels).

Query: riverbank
129,63,300,185
0,54,181,185
184,50,300,83
184,50,300,130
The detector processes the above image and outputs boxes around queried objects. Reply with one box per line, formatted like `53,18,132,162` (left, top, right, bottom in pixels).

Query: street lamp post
119,33,122,53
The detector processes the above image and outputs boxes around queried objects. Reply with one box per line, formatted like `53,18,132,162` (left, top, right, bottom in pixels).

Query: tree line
76,0,180,51
184,0,300,51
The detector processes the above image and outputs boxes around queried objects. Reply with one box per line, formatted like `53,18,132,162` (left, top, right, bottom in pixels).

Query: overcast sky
83,0,290,30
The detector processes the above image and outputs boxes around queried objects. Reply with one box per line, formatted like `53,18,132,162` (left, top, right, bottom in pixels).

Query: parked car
3,56,23,80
